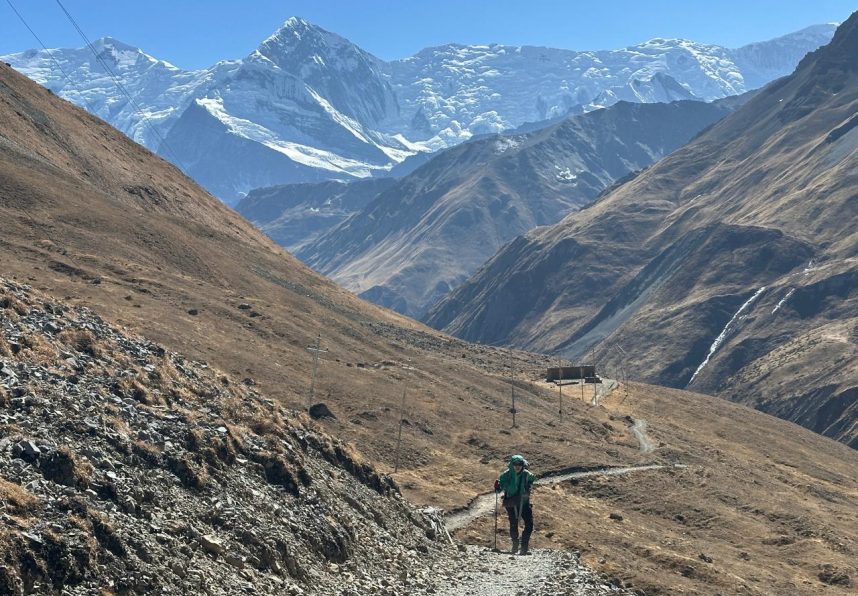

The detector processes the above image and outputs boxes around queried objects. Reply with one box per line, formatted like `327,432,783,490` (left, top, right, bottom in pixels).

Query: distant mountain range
427,13,858,447
236,177,396,253
287,98,738,318
2,19,836,202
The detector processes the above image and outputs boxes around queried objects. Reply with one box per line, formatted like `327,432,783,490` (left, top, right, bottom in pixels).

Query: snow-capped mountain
2,19,836,202
382,24,837,147
2,36,206,148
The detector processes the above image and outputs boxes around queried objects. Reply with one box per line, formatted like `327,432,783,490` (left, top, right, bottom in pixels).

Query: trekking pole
493,491,499,552
517,479,526,554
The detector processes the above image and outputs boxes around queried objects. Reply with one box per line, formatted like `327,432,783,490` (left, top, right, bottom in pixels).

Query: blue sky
2,1,854,68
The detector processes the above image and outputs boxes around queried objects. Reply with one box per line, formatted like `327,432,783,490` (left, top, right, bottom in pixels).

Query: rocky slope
0,279,438,594
236,178,396,253
427,13,858,446
299,99,735,318
2,20,834,201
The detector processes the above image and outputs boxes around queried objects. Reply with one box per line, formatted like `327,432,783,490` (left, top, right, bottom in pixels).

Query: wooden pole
558,355,563,421
306,333,328,410
394,386,406,472
510,350,517,428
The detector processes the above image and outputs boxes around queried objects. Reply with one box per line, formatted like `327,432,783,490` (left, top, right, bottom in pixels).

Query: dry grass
0,335,11,357
249,417,280,436
17,333,56,365
109,376,160,406
456,382,858,595
0,478,40,513
105,415,132,439
0,294,28,317
58,328,101,358
131,440,162,463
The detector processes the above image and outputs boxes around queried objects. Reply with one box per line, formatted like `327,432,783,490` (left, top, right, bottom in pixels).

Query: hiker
494,454,536,554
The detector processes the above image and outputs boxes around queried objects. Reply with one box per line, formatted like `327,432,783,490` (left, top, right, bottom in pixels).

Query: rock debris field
0,279,628,595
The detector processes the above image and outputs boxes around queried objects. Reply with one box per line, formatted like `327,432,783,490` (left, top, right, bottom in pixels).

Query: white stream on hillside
688,286,767,386
771,288,795,314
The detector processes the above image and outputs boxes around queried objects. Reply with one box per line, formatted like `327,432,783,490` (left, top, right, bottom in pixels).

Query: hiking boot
510,539,519,554
519,541,530,555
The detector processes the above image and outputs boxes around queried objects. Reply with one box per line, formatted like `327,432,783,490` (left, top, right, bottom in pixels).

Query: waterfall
688,287,767,386
771,288,795,314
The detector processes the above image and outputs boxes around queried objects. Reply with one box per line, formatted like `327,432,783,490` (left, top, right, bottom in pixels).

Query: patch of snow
555,166,578,182
493,137,521,154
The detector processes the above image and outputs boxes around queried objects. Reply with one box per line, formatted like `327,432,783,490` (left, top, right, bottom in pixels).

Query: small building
546,365,595,382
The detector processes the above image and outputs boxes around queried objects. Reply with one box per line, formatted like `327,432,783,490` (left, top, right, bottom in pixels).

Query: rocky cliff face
426,13,858,447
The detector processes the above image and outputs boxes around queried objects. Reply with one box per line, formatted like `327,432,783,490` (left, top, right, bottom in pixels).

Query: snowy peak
730,23,838,88
257,16,362,63
253,17,398,126
88,37,175,70
735,23,839,50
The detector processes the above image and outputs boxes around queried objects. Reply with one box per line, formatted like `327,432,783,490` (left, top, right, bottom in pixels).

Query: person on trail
494,454,536,555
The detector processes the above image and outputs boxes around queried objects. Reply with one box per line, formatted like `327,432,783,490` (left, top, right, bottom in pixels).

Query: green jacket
497,455,535,501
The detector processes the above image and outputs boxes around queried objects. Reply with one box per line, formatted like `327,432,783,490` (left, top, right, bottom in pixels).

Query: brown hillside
0,59,639,494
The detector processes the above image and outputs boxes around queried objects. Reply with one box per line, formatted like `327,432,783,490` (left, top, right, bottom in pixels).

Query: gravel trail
423,546,629,596
631,418,655,453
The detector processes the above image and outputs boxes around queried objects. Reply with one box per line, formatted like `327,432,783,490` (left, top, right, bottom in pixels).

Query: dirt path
630,418,654,453
445,464,683,531
425,545,629,596
436,381,665,594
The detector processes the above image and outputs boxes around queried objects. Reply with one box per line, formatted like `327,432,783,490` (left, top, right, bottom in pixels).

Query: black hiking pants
505,502,533,545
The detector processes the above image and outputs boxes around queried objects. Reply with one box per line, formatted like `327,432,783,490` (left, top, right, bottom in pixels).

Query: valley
1,7,856,596
428,12,858,448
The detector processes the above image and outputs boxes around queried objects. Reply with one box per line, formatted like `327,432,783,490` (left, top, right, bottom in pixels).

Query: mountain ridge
297,98,736,318
2,19,836,201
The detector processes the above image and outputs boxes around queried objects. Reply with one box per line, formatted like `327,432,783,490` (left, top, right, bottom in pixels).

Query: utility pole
557,354,563,421
306,333,328,410
591,346,597,404
509,350,517,428
614,344,629,404
579,362,585,402
394,385,406,472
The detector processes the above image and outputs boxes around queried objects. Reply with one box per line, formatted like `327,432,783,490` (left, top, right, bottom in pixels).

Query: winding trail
445,464,684,531
630,418,654,454
435,380,669,594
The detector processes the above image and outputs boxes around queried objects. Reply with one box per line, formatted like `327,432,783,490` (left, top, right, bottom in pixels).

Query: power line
50,0,187,170
4,0,85,103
